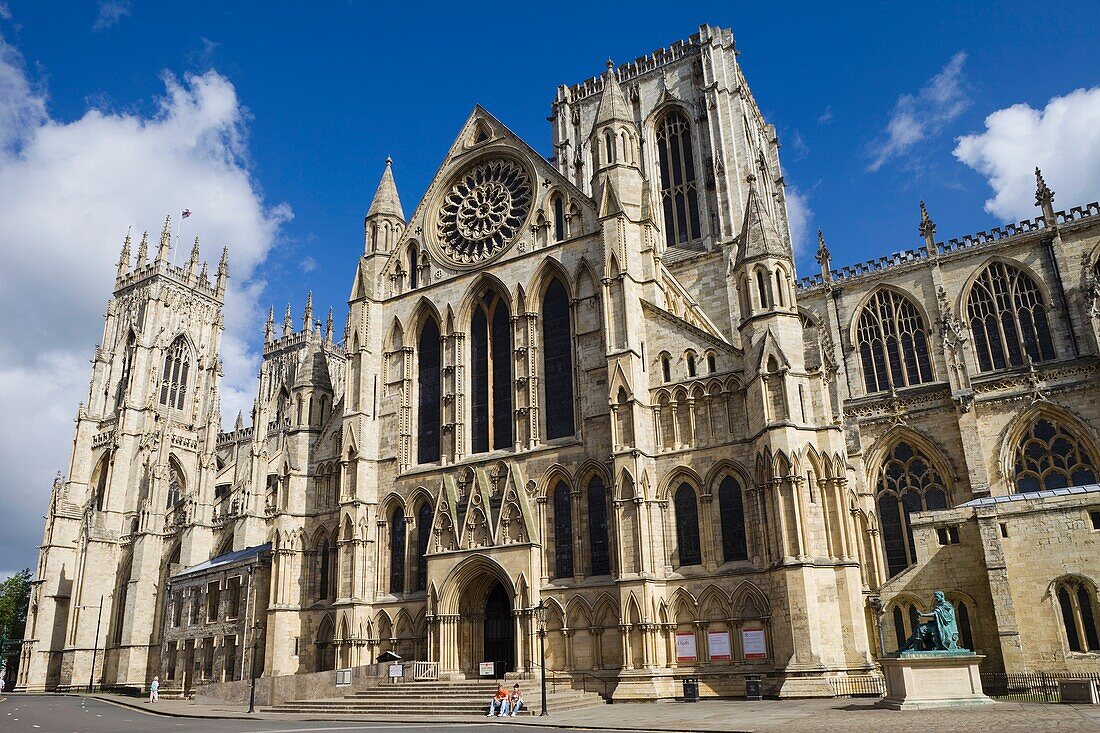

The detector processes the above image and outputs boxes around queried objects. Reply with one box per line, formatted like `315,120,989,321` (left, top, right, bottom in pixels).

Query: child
507,683,524,717
149,675,160,703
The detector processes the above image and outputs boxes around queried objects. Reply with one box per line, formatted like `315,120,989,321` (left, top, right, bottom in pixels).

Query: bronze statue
898,591,963,653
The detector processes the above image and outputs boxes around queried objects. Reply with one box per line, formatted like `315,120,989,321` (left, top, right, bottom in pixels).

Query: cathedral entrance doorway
483,581,514,674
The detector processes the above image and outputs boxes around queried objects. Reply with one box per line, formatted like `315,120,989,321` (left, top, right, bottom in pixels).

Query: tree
0,569,32,642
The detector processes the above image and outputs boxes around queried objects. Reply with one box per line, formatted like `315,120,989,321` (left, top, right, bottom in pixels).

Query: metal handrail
521,659,612,699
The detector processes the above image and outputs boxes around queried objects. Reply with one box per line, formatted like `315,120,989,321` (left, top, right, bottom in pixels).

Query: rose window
437,159,531,264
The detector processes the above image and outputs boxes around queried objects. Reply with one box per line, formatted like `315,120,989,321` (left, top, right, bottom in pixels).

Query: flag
181,209,192,219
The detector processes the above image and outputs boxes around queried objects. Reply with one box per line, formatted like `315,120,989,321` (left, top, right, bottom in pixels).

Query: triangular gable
752,327,791,373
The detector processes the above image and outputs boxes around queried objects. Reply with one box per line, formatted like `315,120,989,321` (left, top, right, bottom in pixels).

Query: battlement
797,201,1100,291
114,257,222,301
556,24,733,104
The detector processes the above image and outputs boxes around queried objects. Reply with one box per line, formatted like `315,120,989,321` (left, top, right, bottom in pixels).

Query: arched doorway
483,582,514,674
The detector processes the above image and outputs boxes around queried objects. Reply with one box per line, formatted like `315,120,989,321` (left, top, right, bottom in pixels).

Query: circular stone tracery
437,159,532,264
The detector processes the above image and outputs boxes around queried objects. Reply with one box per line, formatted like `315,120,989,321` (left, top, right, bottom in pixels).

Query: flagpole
172,212,184,266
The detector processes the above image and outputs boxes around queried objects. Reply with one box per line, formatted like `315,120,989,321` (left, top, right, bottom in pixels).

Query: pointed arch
159,334,192,410
416,310,442,465
1001,403,1099,493
464,274,514,454
655,107,701,247
550,476,574,579
962,257,1057,371
585,472,612,576
540,267,576,439
852,286,935,393
673,481,702,567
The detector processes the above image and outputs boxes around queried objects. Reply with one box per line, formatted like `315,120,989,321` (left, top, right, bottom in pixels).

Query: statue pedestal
877,652,995,710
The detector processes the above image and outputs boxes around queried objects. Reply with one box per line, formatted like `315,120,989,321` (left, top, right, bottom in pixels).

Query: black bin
682,677,700,702
745,674,762,700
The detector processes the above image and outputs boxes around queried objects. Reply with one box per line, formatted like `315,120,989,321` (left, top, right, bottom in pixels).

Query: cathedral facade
17,24,1100,700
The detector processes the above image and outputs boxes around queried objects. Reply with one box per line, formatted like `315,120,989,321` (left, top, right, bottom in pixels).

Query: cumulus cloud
868,52,969,172
954,87,1100,221
785,185,814,258
92,0,130,31
0,33,290,575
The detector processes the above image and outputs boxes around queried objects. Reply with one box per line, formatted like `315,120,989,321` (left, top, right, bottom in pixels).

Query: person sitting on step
507,683,525,717
487,684,509,716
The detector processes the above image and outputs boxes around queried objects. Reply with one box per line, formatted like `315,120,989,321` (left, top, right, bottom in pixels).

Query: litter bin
744,674,762,700
682,677,700,702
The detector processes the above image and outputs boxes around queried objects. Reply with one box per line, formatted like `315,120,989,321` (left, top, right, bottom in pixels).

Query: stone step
265,686,606,716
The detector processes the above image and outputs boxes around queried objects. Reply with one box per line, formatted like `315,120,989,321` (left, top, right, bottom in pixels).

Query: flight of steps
264,679,606,716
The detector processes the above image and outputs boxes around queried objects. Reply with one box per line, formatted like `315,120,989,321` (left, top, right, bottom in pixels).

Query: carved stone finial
815,229,832,283
156,214,172,262
117,229,132,280
606,58,614,70
136,231,149,265
919,200,937,252
283,303,293,337
303,291,314,331
325,307,334,343
1034,166,1054,208
215,245,229,294
265,306,275,345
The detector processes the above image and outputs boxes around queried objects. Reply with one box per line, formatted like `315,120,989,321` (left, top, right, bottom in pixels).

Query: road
0,695,605,733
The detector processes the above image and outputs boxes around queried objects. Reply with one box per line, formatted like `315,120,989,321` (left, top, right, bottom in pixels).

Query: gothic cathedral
17,24,1100,699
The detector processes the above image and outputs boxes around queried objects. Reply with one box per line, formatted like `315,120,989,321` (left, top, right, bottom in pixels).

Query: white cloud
93,0,130,31
300,255,319,273
785,185,814,258
0,34,290,572
954,87,1100,221
868,52,969,172
817,105,833,124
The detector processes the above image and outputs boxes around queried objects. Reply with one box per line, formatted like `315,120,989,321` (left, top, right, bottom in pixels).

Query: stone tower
18,218,227,692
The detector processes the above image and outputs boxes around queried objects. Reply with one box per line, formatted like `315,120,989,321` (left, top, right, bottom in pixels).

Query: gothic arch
437,553,515,615
999,402,1100,492
573,257,599,298
865,425,957,490
566,595,593,628
956,255,1055,320
456,271,516,326
669,586,698,622
657,465,704,501
379,491,406,518
704,459,753,491
698,585,732,621
406,296,444,340
574,459,612,490
539,464,574,499
525,255,574,304
847,284,936,351
730,581,770,619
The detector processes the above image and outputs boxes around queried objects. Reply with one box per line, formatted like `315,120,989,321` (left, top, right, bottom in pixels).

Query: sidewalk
82,692,1100,732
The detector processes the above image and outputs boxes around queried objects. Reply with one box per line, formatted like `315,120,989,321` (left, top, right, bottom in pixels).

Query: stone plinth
877,652,995,710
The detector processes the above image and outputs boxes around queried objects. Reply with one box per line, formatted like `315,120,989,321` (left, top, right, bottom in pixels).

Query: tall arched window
471,290,512,454
542,279,575,439
674,483,702,567
414,501,432,592
660,353,672,383
552,481,574,578
955,598,974,650
159,336,190,410
718,476,747,562
166,458,184,509
1013,418,1097,493
1056,577,1100,652
91,454,109,512
116,332,136,407
408,245,419,289
656,109,701,248
417,318,441,464
552,196,565,242
686,351,697,378
587,476,611,576
876,441,949,577
389,506,406,594
856,290,934,393
967,261,1056,372
318,538,331,600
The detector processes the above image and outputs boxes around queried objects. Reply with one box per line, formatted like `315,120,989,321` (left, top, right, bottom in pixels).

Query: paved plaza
3,693,1099,733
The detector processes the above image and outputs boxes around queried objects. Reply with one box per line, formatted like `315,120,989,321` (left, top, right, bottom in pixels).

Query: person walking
149,676,159,703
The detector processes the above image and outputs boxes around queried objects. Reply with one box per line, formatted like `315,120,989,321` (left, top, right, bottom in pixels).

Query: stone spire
1035,167,1056,221
325,307,334,343
302,291,314,331
594,59,633,127
919,200,937,253
234,410,244,431
117,230,132,282
735,176,788,265
816,229,831,283
367,157,405,221
215,245,229,296
198,261,209,285
265,306,275,345
155,215,172,262
136,231,149,265
283,304,293,338
187,236,201,278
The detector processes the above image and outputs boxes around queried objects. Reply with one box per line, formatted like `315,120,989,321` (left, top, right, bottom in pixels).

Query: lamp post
868,594,887,659
533,600,548,717
247,621,261,713
79,595,105,693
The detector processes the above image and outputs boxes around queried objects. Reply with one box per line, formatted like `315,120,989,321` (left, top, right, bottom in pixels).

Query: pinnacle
367,157,405,221
735,178,787,264
593,60,633,128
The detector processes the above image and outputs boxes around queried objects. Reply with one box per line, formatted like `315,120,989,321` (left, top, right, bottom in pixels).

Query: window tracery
967,261,1056,372
542,279,575,439
1013,418,1097,493
417,318,441,464
552,481,574,578
414,501,432,592
389,506,406,594
876,441,949,577
587,476,611,576
471,290,513,453
1055,577,1100,652
856,290,934,393
656,110,701,248
159,336,190,410
718,476,747,562
437,159,531,265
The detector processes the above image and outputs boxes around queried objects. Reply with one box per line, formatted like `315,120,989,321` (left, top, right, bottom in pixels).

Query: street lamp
868,594,887,659
533,600,548,717
77,595,105,693
247,621,262,714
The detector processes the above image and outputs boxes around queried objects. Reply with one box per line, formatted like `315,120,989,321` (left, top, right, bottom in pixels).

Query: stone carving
437,159,532,265
897,591,963,653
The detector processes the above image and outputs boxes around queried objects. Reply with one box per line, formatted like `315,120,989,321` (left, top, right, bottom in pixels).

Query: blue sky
1,0,1099,575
